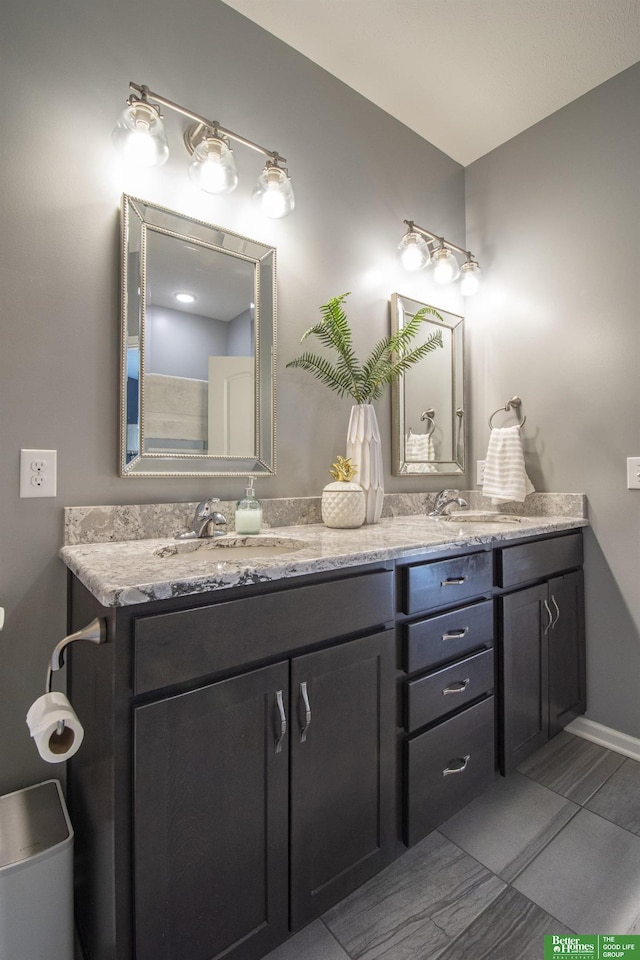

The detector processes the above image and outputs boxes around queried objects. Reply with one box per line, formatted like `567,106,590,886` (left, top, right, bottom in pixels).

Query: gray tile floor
264,732,640,960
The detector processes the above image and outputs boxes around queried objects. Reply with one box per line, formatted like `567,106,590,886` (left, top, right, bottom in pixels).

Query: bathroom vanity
62,510,586,960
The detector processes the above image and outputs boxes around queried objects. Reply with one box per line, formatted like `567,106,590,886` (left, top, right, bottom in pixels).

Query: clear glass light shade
111,102,169,167
252,164,295,218
432,247,461,285
188,137,238,194
398,232,431,271
460,261,481,296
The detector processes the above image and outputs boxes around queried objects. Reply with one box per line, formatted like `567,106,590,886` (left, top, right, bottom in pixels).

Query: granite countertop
60,512,589,608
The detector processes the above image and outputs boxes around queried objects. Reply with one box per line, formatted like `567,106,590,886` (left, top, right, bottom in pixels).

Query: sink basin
154,534,309,561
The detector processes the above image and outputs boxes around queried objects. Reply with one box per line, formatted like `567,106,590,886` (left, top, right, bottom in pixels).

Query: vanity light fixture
399,220,481,296
113,82,295,217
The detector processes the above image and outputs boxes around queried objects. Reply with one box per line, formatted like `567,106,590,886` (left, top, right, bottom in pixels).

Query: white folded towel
482,425,535,504
405,432,436,473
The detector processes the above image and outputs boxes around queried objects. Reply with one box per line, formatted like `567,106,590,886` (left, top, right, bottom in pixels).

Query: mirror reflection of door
208,357,255,456
143,228,256,457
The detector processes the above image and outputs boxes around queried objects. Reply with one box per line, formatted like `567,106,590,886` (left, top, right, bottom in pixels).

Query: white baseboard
566,717,640,761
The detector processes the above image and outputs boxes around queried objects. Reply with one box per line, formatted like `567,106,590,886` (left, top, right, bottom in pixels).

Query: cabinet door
499,584,549,773
548,570,586,736
289,630,396,930
134,662,289,960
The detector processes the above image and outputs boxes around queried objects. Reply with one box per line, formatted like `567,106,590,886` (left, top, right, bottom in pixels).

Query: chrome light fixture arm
128,81,287,163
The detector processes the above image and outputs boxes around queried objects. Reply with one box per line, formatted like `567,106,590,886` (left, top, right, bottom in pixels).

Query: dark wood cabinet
499,583,550,771
548,571,586,736
68,529,585,960
498,546,585,773
134,662,290,960
399,549,496,846
289,631,395,929
68,565,396,960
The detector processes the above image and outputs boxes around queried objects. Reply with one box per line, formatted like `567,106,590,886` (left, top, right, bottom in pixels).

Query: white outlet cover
20,449,57,498
627,457,640,490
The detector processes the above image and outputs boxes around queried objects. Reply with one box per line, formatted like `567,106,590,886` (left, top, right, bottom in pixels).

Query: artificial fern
286,292,443,404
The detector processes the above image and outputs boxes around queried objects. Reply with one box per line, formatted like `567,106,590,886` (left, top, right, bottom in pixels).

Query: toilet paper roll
26,692,84,763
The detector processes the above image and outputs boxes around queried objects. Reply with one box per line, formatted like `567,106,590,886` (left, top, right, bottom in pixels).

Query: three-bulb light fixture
398,220,481,296
112,82,295,218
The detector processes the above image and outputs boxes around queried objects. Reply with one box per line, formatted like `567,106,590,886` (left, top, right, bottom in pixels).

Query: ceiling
221,0,640,166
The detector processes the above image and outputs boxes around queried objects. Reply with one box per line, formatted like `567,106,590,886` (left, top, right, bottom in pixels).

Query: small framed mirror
120,195,276,477
391,293,465,475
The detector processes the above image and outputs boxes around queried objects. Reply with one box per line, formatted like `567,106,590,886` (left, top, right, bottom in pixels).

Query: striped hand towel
482,425,534,504
405,432,436,473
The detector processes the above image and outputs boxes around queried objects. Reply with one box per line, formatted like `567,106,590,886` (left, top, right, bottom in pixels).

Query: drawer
404,600,494,673
498,532,583,588
405,697,495,846
134,569,394,694
406,648,494,732
402,552,493,616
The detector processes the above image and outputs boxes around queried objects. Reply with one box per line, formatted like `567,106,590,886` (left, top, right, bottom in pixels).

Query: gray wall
1,0,464,794
147,306,229,380
465,63,640,737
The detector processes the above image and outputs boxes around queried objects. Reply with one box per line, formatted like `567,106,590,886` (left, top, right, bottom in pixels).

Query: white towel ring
420,408,436,436
488,396,526,430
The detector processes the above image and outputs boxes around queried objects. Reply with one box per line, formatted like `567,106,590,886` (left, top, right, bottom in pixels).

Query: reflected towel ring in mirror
420,408,436,436
488,396,527,430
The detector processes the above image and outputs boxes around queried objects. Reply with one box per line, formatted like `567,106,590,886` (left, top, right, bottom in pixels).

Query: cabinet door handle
442,755,470,777
299,681,312,743
543,599,553,634
551,595,560,629
442,678,471,695
441,576,467,586
442,627,469,641
274,689,287,754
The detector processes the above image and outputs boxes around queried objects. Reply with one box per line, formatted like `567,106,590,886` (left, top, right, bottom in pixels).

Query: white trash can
0,779,74,960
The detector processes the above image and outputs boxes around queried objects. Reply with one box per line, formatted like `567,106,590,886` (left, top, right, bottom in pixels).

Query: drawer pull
543,599,553,635
442,627,469,641
551,595,560,629
441,576,467,586
299,681,312,743
274,689,287,754
442,679,471,695
442,755,470,777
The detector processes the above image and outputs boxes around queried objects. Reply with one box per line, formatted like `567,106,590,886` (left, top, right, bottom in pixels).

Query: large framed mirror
120,195,276,477
391,294,465,475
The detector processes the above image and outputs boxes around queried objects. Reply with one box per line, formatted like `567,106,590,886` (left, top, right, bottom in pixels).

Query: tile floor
263,732,640,960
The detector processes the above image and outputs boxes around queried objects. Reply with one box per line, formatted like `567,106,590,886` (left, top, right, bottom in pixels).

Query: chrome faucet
176,498,228,539
428,489,469,517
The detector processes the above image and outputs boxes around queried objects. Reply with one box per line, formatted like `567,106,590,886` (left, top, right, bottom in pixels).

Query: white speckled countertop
60,511,588,608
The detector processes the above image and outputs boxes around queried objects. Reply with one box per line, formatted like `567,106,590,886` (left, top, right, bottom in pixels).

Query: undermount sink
440,511,525,524
154,534,309,561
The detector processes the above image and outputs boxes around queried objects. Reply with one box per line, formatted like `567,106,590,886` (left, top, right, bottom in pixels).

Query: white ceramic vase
346,404,384,524
321,481,366,529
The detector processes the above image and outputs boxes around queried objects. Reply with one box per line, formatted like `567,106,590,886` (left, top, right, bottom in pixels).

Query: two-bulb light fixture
112,82,295,218
398,220,481,296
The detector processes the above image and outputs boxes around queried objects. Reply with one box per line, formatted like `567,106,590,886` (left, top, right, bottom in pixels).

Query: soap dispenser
235,477,263,535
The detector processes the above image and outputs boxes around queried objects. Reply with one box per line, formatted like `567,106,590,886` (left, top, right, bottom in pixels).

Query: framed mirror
120,195,276,477
391,294,465,475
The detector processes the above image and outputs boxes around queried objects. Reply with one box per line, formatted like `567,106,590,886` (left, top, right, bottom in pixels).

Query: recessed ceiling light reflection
175,292,196,304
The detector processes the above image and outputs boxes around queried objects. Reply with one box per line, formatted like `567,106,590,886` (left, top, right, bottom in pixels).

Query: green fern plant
286,292,443,404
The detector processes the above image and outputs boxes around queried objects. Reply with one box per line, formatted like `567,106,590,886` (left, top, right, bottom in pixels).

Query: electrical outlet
627,457,640,490
476,460,486,485
20,449,57,498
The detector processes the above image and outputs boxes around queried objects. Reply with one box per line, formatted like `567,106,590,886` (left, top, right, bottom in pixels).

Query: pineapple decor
321,456,366,529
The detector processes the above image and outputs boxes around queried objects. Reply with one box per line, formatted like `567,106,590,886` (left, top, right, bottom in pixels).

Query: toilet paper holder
45,618,107,733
